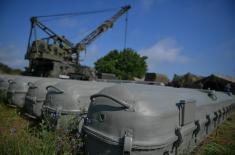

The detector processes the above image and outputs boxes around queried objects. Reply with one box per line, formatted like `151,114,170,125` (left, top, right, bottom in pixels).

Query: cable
36,8,116,19
124,12,128,49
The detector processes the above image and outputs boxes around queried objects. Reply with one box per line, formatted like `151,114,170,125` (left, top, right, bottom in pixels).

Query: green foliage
95,48,148,80
0,62,22,75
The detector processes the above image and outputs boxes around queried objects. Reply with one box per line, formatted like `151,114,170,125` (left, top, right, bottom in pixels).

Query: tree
95,48,148,80
0,62,22,75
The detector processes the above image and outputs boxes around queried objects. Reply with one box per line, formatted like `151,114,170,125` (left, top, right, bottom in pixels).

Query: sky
0,0,235,79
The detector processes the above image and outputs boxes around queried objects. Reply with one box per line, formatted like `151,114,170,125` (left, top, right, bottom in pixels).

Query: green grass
0,103,82,155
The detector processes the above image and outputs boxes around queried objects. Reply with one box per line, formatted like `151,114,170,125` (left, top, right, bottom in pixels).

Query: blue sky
0,0,235,79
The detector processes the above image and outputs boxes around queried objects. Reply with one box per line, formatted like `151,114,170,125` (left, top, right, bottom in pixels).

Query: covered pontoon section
7,76,41,108
83,84,235,155
0,75,19,102
42,80,114,130
24,78,61,119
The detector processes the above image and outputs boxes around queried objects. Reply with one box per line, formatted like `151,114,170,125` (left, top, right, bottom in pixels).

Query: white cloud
0,44,27,69
140,38,190,70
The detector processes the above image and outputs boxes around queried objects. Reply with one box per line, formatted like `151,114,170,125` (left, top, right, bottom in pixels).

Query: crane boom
74,5,131,52
30,17,74,48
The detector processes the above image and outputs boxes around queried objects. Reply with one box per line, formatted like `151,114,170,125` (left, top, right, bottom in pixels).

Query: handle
46,85,64,94
91,94,131,109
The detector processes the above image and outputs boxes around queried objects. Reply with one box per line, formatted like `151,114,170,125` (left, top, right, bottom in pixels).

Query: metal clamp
176,100,185,126
192,120,200,143
123,129,133,155
205,115,211,134
84,117,92,125
171,128,183,154
222,108,226,120
226,107,229,116
218,110,222,123
213,112,218,127
176,100,185,109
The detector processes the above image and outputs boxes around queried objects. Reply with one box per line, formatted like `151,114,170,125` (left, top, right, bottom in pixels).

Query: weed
0,103,82,155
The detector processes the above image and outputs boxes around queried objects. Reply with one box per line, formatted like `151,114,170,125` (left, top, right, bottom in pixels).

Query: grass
0,103,83,155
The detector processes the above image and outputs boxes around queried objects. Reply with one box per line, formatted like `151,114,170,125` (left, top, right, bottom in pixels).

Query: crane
25,5,131,78
74,5,130,52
